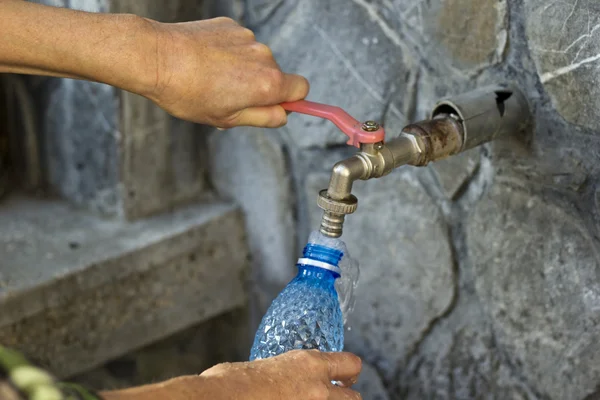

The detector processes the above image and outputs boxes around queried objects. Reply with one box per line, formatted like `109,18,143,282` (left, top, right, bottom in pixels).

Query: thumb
276,73,310,103
223,105,288,128
320,352,362,382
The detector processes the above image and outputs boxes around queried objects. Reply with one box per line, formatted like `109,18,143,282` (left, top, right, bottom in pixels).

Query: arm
100,350,363,400
0,0,154,95
1,344,363,400
0,0,309,128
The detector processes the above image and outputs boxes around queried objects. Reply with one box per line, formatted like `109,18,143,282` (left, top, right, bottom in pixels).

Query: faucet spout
317,133,423,238
317,156,364,238
327,155,368,201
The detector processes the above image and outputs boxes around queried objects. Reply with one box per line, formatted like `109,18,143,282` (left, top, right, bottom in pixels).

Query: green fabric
0,345,102,400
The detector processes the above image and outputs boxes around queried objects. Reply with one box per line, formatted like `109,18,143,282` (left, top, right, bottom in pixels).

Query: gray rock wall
32,0,121,214
212,0,600,399
31,0,210,219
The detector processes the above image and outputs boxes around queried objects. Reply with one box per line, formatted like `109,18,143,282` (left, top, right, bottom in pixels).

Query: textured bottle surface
249,243,344,361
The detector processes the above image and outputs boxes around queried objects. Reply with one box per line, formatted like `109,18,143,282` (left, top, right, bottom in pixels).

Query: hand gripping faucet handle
281,100,385,148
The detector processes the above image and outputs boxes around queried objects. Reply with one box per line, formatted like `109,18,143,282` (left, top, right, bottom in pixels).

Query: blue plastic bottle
249,240,345,360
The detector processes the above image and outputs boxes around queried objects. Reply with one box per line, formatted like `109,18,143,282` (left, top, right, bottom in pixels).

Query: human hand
139,17,309,129
199,350,363,399
100,350,362,400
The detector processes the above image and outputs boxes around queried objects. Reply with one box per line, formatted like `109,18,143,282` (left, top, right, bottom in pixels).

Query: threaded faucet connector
317,189,358,238
319,211,345,238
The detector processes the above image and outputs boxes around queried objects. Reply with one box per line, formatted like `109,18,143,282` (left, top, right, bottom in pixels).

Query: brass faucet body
317,84,531,238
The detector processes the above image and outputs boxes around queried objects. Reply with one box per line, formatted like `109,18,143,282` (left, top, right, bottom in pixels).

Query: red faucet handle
281,100,385,148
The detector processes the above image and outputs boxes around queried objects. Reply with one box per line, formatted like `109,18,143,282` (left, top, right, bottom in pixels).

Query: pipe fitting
431,83,531,151
317,135,422,238
325,155,369,201
316,157,363,238
400,114,464,166
317,83,531,238
317,190,358,237
317,189,358,214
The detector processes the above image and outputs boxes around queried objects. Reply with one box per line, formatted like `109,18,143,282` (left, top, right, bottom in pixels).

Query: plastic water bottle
249,232,348,360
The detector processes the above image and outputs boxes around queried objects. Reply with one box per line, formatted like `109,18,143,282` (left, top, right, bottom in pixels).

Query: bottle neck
297,243,343,278
297,265,339,282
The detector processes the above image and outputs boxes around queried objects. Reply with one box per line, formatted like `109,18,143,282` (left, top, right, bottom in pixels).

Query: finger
334,377,359,388
224,105,287,128
319,352,362,382
222,27,256,45
206,16,239,26
277,73,310,103
329,385,362,400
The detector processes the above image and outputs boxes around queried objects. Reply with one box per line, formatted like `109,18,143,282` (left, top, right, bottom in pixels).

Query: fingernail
216,127,225,131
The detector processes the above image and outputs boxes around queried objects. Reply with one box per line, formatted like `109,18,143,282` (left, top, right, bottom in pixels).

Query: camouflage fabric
0,345,101,400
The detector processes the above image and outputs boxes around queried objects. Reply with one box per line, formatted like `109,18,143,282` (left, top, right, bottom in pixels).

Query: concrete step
0,195,248,378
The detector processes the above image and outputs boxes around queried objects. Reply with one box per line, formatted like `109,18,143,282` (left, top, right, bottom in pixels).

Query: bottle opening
302,243,343,265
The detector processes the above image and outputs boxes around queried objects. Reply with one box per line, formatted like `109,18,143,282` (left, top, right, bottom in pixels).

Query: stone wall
70,308,251,391
212,0,600,399
28,0,210,218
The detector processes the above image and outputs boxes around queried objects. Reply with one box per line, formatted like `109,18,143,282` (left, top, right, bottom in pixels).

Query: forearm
100,382,170,400
99,376,217,400
0,0,156,94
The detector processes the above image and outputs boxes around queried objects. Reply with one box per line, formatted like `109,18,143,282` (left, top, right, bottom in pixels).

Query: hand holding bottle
200,350,363,399
100,350,363,400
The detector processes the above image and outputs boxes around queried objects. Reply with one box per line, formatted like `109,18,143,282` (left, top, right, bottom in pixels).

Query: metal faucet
282,83,531,238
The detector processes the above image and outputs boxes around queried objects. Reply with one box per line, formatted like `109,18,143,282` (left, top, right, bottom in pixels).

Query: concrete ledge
0,195,248,377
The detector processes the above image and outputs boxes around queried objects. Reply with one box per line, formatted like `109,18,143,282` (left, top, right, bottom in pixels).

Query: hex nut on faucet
317,190,358,214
